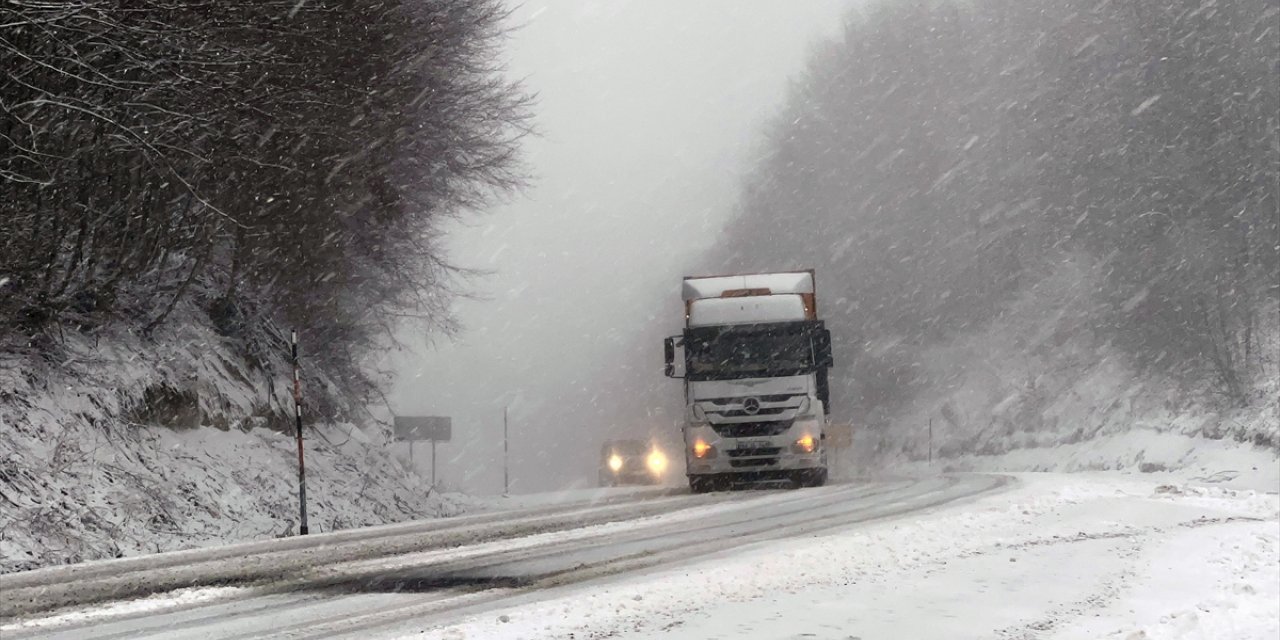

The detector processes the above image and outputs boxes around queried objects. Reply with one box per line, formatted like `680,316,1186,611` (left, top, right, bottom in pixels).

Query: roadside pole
503,406,510,496
928,418,933,467
291,330,309,535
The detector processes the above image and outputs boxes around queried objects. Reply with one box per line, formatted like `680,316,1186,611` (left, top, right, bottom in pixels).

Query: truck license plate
735,439,771,450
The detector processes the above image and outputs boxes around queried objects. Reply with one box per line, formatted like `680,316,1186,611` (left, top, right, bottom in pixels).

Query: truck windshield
684,325,817,380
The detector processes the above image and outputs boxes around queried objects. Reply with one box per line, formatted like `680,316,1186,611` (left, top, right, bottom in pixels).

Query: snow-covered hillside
847,256,1280,477
0,309,460,574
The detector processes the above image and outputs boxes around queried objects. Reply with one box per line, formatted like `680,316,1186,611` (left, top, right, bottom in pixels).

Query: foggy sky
386,0,852,494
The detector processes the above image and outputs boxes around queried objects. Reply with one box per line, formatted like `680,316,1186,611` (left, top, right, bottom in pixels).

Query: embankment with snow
0,309,458,574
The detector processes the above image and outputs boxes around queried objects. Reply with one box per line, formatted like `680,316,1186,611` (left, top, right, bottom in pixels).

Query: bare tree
2,0,530,418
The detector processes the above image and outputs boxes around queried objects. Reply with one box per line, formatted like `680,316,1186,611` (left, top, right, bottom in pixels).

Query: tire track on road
269,477,1006,640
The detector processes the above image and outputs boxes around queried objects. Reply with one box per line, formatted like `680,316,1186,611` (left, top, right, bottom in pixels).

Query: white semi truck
664,270,834,492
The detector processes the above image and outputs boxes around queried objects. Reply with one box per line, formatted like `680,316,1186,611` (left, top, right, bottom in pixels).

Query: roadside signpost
394,416,451,486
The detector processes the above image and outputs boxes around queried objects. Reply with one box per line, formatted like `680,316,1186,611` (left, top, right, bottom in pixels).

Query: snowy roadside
0,416,473,574
418,472,1279,640
0,314,474,574
902,430,1280,491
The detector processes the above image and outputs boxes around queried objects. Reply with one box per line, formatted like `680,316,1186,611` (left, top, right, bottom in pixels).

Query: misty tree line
1,1,528,407
722,0,1277,411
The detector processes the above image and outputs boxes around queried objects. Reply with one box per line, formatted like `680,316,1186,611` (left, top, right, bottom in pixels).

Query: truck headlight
692,439,716,459
646,449,668,474
792,434,817,454
608,454,623,472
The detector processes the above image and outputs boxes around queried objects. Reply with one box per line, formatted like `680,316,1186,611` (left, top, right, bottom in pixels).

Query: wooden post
291,330,309,535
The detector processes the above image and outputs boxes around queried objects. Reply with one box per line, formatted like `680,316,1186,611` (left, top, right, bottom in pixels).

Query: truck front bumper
683,422,826,477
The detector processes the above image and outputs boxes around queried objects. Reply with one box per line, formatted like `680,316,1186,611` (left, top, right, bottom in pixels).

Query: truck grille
718,407,787,418
707,395,793,405
712,421,791,438
702,394,804,419
726,447,782,458
729,457,778,468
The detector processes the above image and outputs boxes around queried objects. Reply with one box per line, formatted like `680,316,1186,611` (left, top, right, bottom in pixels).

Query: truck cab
664,271,833,492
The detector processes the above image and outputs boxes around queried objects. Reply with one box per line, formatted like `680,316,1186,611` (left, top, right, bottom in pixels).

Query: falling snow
0,1,1276,636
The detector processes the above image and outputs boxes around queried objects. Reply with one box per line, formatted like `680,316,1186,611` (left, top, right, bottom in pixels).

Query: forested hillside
0,1,528,568
716,0,1278,455
2,0,529,411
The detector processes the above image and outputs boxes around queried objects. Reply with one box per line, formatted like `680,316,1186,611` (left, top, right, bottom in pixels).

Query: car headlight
608,454,623,472
646,449,668,474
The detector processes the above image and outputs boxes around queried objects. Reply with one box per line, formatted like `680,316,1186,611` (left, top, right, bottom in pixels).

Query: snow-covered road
437,474,1277,640
0,485,693,617
1,476,1003,639
3,472,1276,639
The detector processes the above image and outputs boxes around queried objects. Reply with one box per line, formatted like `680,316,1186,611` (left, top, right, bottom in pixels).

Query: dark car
599,439,667,486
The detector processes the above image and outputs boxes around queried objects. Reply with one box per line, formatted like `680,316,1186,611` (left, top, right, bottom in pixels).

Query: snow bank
918,430,1279,491
0,308,463,574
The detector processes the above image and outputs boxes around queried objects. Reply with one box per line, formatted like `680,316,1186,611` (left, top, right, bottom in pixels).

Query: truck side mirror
663,336,682,378
815,329,834,368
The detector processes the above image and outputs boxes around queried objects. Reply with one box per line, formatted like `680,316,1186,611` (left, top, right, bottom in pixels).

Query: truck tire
795,468,828,488
689,475,716,493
